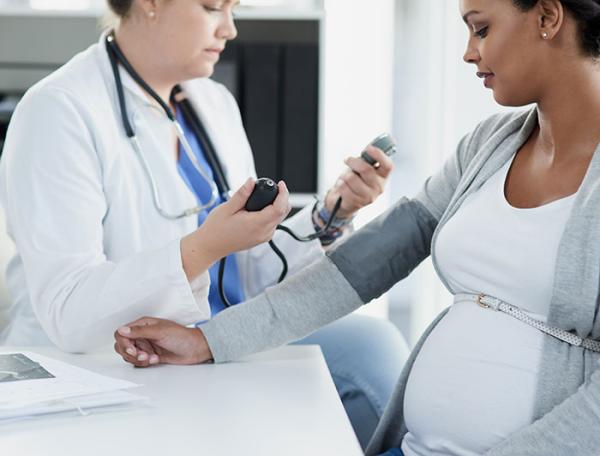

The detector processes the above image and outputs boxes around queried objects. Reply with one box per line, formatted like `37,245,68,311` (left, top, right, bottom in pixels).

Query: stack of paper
0,351,146,421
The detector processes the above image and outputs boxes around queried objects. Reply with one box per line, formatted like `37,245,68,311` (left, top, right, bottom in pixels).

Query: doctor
0,0,408,447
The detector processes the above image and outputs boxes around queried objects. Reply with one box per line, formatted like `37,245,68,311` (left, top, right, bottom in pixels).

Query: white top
402,156,576,456
436,156,577,317
0,345,362,456
0,33,323,352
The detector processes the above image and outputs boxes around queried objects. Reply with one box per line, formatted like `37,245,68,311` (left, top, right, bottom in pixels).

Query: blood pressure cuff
326,197,437,303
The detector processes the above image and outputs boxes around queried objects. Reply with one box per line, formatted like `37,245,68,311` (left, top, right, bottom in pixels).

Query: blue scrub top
175,108,245,316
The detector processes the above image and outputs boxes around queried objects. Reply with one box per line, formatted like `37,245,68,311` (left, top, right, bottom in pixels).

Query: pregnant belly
402,300,545,456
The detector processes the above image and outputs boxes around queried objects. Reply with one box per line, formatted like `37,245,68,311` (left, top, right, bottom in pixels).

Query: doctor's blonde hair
102,0,132,28
107,0,134,17
103,0,165,28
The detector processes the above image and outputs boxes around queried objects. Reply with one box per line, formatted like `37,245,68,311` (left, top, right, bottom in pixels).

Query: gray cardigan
201,107,600,455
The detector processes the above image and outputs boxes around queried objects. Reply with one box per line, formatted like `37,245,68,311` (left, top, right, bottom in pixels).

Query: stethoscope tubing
104,31,343,309
106,32,220,219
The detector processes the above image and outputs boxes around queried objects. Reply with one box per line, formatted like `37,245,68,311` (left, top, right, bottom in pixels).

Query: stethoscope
105,31,231,219
105,31,344,307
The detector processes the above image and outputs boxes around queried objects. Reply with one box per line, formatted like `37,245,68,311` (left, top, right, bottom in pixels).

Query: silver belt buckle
476,293,490,309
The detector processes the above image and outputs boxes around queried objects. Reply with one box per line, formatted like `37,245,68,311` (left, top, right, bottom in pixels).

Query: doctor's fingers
344,157,386,192
338,172,378,207
262,181,291,221
361,145,394,177
243,181,290,230
226,178,255,213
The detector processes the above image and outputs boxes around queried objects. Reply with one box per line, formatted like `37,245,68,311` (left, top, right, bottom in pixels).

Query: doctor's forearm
180,230,219,282
32,238,209,352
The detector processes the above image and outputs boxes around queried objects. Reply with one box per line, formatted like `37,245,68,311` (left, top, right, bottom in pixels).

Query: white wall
389,0,510,343
321,0,396,318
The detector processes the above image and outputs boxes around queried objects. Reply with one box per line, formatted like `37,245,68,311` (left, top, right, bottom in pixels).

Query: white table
0,346,362,455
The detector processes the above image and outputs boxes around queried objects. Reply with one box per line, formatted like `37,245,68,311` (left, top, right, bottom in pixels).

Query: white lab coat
0,34,323,352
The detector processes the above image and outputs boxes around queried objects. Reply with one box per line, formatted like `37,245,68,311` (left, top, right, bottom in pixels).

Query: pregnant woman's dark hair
513,0,600,57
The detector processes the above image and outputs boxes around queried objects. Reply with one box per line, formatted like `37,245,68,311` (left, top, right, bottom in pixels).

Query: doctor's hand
181,178,290,280
324,145,393,220
201,178,289,255
114,317,212,367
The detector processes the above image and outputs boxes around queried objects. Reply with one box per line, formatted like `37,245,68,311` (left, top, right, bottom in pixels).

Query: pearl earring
542,32,549,39
148,11,156,18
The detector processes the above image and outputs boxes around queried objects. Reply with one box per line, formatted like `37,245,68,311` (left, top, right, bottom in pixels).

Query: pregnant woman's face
459,0,552,107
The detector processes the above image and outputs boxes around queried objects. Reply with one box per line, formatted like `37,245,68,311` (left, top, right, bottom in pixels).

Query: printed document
0,351,145,420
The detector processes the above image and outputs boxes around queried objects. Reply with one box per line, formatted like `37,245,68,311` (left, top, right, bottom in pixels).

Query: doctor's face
151,0,239,80
459,0,545,106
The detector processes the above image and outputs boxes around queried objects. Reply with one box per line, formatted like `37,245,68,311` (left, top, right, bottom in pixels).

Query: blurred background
0,0,510,346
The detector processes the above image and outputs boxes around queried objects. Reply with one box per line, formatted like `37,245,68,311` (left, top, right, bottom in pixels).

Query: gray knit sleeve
200,255,362,362
200,197,439,362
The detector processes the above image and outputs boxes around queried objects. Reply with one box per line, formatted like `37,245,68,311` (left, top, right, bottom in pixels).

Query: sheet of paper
0,351,140,410
0,390,148,421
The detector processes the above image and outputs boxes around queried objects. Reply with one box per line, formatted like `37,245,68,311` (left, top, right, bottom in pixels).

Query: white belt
454,293,600,353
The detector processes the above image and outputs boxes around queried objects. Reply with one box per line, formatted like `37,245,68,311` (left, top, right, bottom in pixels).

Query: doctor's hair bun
107,0,133,17
512,0,600,58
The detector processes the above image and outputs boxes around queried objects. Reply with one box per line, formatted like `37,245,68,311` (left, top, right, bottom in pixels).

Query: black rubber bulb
245,178,279,211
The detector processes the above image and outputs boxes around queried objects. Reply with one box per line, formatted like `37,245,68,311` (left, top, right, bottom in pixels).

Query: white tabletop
0,345,362,456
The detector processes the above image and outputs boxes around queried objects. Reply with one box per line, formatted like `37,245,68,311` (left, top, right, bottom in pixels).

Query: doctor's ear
135,0,160,20
536,0,564,41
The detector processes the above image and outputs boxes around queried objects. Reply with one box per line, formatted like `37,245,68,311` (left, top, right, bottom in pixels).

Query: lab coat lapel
180,81,257,193
95,31,199,225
